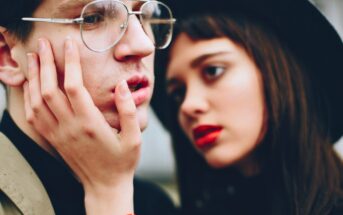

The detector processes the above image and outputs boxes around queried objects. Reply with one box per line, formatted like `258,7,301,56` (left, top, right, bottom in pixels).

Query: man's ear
0,27,25,87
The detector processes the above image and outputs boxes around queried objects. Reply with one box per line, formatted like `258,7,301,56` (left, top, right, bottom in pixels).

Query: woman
152,0,343,214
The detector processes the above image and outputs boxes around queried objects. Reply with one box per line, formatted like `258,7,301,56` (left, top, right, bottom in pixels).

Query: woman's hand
23,37,140,215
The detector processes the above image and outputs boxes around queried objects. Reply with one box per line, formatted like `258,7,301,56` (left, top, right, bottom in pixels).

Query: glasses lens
141,1,174,49
81,0,128,52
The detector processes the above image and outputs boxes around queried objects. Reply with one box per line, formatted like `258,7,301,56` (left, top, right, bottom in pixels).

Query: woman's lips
192,125,223,149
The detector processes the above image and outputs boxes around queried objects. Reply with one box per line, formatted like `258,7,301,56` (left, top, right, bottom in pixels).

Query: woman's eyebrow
190,51,232,68
52,0,92,17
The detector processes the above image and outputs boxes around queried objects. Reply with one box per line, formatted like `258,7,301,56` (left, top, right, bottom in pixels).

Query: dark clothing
0,111,176,215
181,169,271,215
179,168,343,215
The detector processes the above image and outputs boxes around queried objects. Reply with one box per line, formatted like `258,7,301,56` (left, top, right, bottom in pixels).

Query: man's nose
113,15,155,61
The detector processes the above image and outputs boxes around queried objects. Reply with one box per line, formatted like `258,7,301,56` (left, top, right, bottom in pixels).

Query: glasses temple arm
144,18,176,24
21,17,83,24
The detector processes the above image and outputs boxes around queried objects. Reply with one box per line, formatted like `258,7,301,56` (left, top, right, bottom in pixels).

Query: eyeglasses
22,0,176,52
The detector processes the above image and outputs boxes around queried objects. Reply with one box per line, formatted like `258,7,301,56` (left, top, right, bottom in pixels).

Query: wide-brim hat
152,0,343,143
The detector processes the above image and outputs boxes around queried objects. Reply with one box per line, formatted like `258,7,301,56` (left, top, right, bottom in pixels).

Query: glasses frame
22,0,176,52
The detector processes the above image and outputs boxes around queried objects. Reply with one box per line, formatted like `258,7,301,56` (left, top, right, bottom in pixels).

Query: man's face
13,0,155,130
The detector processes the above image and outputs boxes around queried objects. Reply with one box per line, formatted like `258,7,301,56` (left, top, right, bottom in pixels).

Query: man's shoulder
0,132,55,215
133,177,177,215
0,191,22,215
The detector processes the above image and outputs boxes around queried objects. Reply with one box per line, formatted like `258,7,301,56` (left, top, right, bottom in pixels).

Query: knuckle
64,84,80,97
81,124,97,139
26,114,34,124
31,100,43,114
41,88,56,101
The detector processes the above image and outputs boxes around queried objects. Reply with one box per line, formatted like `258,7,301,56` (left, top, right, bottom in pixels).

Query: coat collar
0,133,54,215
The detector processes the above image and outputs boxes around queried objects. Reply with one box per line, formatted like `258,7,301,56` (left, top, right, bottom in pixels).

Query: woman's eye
202,66,225,80
168,87,185,106
83,13,105,25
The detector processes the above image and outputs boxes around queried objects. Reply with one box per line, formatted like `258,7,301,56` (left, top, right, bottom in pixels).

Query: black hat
152,0,343,143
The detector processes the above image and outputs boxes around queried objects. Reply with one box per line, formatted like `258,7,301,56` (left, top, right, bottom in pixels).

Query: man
0,0,176,214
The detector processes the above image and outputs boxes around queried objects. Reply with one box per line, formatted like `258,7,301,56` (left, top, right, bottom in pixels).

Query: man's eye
202,66,225,80
83,13,105,25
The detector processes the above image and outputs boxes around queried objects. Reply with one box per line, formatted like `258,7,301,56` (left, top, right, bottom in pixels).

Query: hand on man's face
23,37,142,196
2,0,158,188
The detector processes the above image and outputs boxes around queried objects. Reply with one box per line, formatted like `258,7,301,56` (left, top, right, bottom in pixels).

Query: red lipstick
192,125,223,149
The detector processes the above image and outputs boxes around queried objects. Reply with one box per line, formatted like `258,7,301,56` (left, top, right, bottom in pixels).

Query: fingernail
23,81,29,91
65,37,73,52
23,81,28,88
38,39,45,52
118,80,130,99
26,53,34,69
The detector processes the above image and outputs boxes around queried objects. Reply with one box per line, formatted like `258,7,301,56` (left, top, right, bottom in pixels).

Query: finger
23,81,34,124
114,80,141,147
27,52,44,115
63,37,97,116
26,52,58,129
38,38,73,121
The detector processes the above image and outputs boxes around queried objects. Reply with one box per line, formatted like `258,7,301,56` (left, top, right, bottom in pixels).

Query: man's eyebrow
52,0,92,17
190,51,232,68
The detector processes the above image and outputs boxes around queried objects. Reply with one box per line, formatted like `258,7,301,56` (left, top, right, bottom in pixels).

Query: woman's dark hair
0,0,41,41
157,14,343,215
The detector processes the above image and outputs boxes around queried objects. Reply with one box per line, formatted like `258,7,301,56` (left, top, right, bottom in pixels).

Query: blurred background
0,0,341,206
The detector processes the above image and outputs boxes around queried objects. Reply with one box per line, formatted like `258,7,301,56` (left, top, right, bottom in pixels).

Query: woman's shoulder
133,177,178,215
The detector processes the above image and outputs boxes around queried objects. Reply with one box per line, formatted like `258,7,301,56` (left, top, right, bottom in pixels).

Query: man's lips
113,75,150,106
192,125,223,149
127,75,150,106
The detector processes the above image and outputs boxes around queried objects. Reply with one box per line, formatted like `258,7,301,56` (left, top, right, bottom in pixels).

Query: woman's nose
180,86,209,119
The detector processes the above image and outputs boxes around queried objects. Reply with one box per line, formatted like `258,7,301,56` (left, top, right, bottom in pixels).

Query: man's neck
8,87,59,157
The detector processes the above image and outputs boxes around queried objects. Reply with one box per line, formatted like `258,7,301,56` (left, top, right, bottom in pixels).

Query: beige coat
0,133,54,215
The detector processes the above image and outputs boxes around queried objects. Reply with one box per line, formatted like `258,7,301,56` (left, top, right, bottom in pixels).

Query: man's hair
160,14,343,215
0,0,41,41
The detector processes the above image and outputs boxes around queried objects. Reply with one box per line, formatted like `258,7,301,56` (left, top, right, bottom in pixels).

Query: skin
167,34,267,176
0,0,156,214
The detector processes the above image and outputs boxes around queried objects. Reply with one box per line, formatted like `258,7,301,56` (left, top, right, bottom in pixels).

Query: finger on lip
112,74,150,93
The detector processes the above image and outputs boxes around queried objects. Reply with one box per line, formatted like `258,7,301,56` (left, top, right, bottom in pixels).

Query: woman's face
166,33,267,173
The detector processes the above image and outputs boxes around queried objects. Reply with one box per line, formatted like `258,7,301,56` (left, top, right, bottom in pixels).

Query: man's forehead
50,0,92,16
56,0,93,11
56,0,144,12
34,0,90,17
